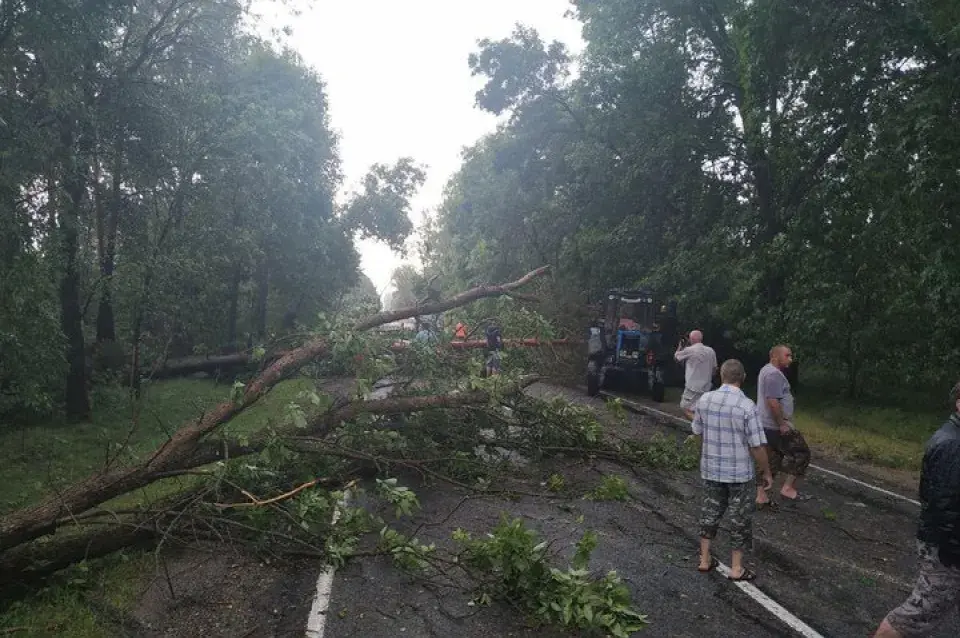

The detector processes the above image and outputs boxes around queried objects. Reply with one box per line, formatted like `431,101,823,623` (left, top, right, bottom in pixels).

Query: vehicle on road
585,289,681,402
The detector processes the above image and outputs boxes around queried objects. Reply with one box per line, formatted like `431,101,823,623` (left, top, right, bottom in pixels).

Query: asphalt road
312,382,960,637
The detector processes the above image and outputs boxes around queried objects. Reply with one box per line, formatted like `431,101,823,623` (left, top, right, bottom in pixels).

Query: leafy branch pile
0,268,551,592
375,506,648,638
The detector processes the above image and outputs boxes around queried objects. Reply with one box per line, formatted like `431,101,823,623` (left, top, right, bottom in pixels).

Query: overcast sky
254,0,584,300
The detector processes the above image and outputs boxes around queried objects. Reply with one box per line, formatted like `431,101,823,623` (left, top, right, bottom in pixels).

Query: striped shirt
691,385,767,483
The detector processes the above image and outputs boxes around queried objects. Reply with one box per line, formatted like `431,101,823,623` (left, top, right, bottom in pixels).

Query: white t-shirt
675,343,717,393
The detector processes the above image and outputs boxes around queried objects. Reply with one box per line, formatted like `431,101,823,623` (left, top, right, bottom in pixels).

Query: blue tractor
585,289,681,402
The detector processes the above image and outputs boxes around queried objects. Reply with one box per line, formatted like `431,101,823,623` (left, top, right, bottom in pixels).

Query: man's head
769,344,793,370
719,359,746,387
950,380,960,415
689,330,703,344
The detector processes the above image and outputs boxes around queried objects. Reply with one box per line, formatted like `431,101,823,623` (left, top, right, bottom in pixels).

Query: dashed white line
600,391,921,507
305,491,349,638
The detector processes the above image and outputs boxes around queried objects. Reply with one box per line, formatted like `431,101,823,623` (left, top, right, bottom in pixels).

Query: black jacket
918,413,960,567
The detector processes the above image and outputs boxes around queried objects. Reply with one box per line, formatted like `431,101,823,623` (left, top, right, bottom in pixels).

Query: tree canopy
0,0,422,420
423,0,960,399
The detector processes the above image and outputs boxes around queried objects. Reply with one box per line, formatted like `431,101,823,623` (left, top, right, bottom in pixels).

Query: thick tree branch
781,123,851,216
0,268,550,553
354,266,550,331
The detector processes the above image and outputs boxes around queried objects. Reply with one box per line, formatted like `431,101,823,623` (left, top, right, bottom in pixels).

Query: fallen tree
145,338,578,380
0,376,543,594
0,268,552,579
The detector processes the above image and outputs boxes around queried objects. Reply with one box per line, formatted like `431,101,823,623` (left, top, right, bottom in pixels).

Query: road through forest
308,381,959,638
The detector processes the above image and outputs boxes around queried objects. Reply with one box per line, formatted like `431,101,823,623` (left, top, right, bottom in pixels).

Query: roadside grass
0,375,315,637
0,552,154,638
659,384,935,472
0,376,314,514
793,392,941,471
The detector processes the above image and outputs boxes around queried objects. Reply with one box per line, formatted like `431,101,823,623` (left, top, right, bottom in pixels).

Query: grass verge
629,384,937,472
0,375,315,636
793,392,942,471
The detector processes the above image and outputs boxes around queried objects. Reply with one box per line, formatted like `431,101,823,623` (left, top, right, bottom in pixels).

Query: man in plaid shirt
691,359,773,581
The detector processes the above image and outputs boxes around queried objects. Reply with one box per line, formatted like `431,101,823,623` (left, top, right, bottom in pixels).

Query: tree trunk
226,264,242,352
58,127,91,421
95,137,122,343
253,258,268,339
282,293,304,331
95,270,116,343
129,303,144,395
0,268,551,553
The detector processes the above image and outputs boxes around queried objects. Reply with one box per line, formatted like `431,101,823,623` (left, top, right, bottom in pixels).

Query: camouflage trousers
698,479,755,550
760,428,811,478
885,541,960,636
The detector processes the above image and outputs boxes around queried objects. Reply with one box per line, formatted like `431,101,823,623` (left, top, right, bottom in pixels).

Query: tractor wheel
651,381,666,403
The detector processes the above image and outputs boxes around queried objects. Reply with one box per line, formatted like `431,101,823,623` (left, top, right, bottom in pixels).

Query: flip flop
756,501,778,511
728,568,757,582
781,493,813,502
698,557,718,573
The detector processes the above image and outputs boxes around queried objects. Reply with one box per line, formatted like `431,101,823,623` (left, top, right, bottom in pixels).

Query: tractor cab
586,289,680,401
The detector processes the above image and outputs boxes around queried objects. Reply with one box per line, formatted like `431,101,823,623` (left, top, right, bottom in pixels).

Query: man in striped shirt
691,359,773,581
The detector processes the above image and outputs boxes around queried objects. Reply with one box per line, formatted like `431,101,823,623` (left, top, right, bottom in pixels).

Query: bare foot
780,485,798,499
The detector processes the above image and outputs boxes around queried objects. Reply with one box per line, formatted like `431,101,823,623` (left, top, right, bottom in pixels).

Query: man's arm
750,445,773,490
765,398,791,433
761,372,790,432
686,403,704,446
745,409,772,488
927,441,960,565
674,345,689,363
691,403,704,436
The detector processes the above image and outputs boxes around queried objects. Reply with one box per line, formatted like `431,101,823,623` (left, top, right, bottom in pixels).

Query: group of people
675,333,960,637
676,334,812,510
413,320,503,376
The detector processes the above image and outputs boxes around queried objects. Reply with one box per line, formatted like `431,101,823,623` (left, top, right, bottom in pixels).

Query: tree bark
95,134,123,344
226,264,242,352
253,258,268,340
147,338,575,381
58,126,91,421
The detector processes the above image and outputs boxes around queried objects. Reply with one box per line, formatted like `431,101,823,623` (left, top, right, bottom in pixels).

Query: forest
0,0,425,424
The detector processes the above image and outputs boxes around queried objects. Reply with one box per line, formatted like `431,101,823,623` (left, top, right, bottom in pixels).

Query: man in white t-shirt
675,330,718,420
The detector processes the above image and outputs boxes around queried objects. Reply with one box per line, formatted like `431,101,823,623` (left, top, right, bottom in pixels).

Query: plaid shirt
691,385,767,483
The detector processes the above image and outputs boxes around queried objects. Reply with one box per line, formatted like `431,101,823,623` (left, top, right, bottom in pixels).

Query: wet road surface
312,382,960,637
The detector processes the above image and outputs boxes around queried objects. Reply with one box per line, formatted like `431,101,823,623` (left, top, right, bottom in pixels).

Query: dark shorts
885,541,960,636
698,479,756,550
759,428,811,478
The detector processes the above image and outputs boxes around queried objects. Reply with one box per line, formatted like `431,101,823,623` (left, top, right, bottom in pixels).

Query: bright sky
254,0,584,301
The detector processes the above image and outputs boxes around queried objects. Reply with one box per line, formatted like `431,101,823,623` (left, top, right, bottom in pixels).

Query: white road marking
593,389,923,636
808,465,920,507
305,491,349,638
600,391,921,507
715,562,825,638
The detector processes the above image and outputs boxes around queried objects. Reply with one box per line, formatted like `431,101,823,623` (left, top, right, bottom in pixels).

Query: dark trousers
761,428,811,477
